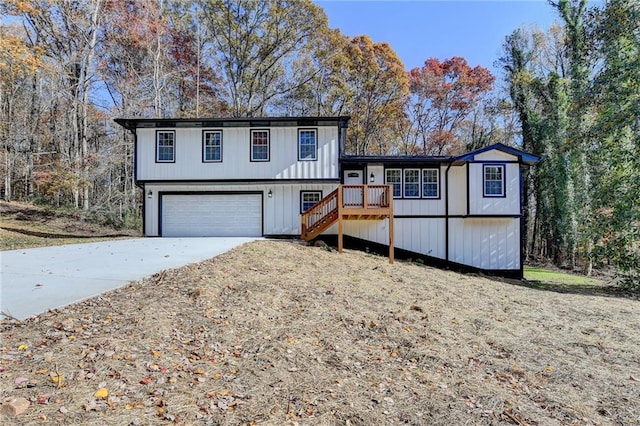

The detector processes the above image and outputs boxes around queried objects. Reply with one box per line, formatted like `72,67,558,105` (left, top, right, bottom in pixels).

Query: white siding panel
448,166,467,215
449,218,520,270
343,218,446,260
468,163,520,215
137,126,339,181
475,150,517,161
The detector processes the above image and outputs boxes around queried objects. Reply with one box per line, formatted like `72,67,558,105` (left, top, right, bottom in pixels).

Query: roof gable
455,143,539,166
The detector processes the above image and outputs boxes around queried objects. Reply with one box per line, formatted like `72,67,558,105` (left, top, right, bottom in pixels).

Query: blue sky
315,0,561,77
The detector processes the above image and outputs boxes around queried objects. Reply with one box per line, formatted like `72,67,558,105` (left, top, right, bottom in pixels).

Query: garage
160,193,263,237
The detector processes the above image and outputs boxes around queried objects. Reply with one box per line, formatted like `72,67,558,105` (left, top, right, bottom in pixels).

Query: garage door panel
162,194,262,237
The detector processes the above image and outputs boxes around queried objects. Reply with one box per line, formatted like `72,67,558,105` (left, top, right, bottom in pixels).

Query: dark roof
341,143,539,167
114,116,351,130
341,155,453,167
455,143,540,166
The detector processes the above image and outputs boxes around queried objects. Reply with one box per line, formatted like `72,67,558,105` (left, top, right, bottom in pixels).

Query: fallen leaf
140,376,152,385
18,344,28,351
94,388,109,399
50,374,64,384
125,403,134,410
151,349,161,357
14,377,28,385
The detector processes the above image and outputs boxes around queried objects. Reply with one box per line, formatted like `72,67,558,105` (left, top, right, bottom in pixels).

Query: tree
342,35,409,155
588,0,640,287
408,57,495,155
196,0,327,116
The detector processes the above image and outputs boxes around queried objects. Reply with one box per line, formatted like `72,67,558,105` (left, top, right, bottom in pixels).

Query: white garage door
161,193,262,237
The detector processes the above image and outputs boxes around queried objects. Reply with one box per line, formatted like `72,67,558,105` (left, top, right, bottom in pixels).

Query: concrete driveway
0,237,257,320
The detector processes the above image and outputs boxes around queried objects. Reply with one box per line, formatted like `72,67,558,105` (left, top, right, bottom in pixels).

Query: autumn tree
196,0,326,117
340,35,409,155
408,57,495,155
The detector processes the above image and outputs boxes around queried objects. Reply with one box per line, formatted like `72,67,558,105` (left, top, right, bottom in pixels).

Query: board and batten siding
448,218,520,270
136,126,339,181
342,218,446,260
144,182,338,236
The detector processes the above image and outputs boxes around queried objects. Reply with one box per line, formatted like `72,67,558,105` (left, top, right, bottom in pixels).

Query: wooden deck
301,185,394,263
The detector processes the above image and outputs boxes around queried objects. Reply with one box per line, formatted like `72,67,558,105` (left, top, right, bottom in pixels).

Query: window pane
404,169,420,198
386,169,401,198
204,132,221,161
422,169,438,198
157,132,174,162
252,131,269,161
484,165,504,196
301,192,321,212
299,130,316,160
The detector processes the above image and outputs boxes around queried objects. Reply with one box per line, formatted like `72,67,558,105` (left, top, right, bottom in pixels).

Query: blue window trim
156,130,175,163
300,190,323,213
202,130,223,163
483,164,506,198
298,128,317,161
250,129,270,162
403,169,420,198
385,167,440,199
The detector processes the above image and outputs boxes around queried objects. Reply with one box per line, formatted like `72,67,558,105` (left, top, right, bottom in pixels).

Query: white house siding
144,182,338,237
448,218,520,270
468,162,520,216
342,218,446,260
447,165,467,216
136,126,339,181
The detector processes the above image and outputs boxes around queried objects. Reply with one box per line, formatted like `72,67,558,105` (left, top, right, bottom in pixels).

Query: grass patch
524,266,600,286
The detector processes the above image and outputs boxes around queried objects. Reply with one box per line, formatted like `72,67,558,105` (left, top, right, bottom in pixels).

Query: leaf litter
1,240,639,425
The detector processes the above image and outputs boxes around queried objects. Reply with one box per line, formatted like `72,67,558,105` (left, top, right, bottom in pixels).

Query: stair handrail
301,188,339,238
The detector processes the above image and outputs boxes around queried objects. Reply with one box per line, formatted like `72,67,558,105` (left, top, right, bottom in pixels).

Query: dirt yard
1,240,639,425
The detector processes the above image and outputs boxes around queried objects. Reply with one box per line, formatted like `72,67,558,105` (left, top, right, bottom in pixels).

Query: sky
315,0,562,78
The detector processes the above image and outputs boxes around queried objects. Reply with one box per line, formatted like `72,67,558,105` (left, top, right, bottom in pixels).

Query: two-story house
114,116,538,278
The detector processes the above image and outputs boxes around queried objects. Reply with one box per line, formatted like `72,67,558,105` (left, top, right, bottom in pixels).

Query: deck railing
341,184,390,209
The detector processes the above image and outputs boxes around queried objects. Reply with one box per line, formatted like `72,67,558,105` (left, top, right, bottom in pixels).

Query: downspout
445,161,453,263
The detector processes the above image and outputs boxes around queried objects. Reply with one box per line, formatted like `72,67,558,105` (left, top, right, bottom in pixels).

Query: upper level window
203,130,222,162
403,169,420,198
484,164,505,197
156,131,175,163
422,169,439,198
298,129,317,161
385,169,402,198
301,191,322,213
251,129,270,162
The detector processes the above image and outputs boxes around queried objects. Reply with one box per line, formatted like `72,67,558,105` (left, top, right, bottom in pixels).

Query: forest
0,0,638,287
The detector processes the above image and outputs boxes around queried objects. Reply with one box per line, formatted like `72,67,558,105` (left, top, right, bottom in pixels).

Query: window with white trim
251,130,269,161
385,169,402,198
156,131,175,162
298,129,317,161
301,191,322,213
403,169,420,198
422,169,439,198
203,130,222,162
484,164,505,197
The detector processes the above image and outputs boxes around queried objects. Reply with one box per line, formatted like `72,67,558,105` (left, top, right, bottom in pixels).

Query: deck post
388,186,394,264
337,186,344,253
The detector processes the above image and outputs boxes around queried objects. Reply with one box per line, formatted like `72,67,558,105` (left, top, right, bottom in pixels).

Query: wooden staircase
301,185,394,262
